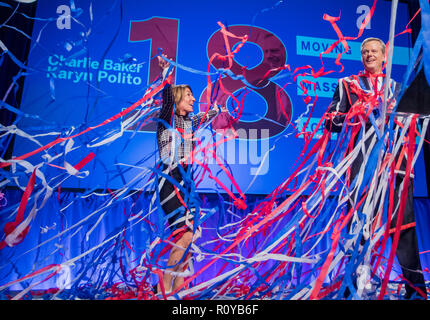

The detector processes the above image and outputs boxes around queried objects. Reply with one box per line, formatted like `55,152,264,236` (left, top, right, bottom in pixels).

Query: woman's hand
213,102,228,113
157,53,172,74
213,103,219,114
157,53,174,81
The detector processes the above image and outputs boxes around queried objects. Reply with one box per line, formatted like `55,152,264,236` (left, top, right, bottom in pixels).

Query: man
325,37,427,299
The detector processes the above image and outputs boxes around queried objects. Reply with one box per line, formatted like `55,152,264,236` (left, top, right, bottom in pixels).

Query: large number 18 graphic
129,19,292,138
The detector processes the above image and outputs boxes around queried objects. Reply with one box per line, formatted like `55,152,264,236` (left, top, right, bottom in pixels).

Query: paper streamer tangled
0,0,429,300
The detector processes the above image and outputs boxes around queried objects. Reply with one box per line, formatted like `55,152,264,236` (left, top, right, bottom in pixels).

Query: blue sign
13,0,427,196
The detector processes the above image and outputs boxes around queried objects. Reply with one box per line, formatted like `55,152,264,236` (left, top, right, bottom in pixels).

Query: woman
156,54,221,295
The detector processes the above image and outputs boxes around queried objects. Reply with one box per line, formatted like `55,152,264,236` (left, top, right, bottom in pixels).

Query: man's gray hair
360,37,386,55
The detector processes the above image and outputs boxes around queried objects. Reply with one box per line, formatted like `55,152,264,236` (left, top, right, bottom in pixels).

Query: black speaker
396,65,430,115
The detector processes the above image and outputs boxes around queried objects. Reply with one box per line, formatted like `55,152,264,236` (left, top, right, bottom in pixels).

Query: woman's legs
157,164,195,294
158,231,193,293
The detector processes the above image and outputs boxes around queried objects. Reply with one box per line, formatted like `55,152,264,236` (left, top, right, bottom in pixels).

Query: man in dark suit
325,37,427,299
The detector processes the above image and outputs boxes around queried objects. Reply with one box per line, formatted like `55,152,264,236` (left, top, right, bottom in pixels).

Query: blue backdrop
12,0,428,196
2,0,430,299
